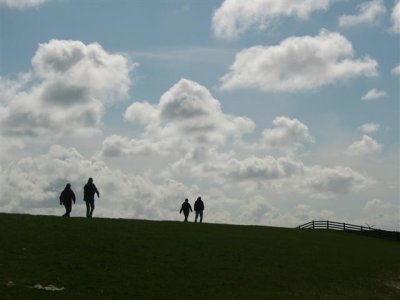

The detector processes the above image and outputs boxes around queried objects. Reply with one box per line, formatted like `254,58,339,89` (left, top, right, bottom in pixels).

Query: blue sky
0,0,399,229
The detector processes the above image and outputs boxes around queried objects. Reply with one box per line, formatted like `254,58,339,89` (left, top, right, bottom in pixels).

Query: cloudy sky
0,0,399,230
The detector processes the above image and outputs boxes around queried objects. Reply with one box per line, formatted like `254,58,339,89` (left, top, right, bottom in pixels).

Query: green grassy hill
1,213,399,300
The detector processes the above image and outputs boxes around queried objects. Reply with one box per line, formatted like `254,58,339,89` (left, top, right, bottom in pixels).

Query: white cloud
361,88,387,101
346,135,383,156
338,0,386,28
170,148,371,199
259,116,314,150
298,165,372,198
101,134,164,157
225,156,304,181
103,79,255,156
219,30,378,92
212,0,331,40
391,0,400,33
392,65,400,76
359,123,380,134
0,0,48,9
0,39,135,138
124,101,159,127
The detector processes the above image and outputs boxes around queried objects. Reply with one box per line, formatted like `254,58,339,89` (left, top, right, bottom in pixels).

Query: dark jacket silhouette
84,180,99,201
59,184,75,217
180,199,192,222
84,178,99,218
194,197,204,223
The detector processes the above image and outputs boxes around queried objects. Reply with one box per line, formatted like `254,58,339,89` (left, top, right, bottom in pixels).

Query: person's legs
89,200,95,218
199,211,203,223
65,202,72,217
85,201,91,218
184,212,188,222
195,211,199,222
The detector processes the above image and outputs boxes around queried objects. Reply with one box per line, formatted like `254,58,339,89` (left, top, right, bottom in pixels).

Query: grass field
0,213,399,300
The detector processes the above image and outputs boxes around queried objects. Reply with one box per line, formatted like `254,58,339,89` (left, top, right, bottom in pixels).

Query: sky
0,0,399,230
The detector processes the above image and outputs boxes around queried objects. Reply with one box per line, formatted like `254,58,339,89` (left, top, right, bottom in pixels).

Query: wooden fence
297,220,400,241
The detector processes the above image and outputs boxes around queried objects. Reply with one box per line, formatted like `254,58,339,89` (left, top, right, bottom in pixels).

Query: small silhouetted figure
194,196,204,223
84,178,99,218
59,184,76,217
180,198,192,222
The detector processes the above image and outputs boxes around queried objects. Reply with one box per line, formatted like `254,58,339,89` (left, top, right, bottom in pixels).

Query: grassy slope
0,213,399,300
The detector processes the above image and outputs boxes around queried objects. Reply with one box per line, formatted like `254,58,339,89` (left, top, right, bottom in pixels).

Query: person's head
197,196,201,201
88,177,93,184
185,198,188,202
65,183,71,189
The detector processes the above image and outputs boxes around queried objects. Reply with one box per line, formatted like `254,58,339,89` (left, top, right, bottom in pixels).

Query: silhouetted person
84,177,99,218
59,183,76,217
180,198,192,222
194,196,204,223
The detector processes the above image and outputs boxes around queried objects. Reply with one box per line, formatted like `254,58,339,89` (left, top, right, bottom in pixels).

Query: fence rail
297,220,400,241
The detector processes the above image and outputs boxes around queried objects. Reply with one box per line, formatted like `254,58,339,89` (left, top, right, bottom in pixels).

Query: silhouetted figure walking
194,196,204,223
84,178,99,218
59,184,76,217
180,198,192,222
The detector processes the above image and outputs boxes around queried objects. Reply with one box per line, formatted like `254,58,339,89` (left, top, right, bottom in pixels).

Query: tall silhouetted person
84,177,99,218
180,198,192,222
59,183,76,217
194,196,204,223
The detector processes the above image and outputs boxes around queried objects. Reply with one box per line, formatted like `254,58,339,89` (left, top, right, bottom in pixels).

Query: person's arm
189,204,192,212
59,193,62,205
72,191,76,204
180,205,182,214
94,185,100,198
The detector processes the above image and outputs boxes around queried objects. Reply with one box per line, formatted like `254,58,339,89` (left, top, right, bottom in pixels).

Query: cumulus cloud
359,123,380,134
392,65,400,76
124,101,159,127
219,30,378,92
101,134,164,157
298,165,372,197
391,0,400,33
259,116,314,150
170,148,371,199
346,135,383,156
0,0,48,9
102,79,255,156
212,0,331,40
231,160,371,198
0,39,135,138
361,88,387,101
224,155,304,181
338,0,386,28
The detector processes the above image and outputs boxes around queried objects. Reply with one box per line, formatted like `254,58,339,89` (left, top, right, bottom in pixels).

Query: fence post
312,220,314,229
327,220,329,230
343,223,346,231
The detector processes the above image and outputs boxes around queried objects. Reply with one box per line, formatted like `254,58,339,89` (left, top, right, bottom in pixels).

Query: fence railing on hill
297,220,400,241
